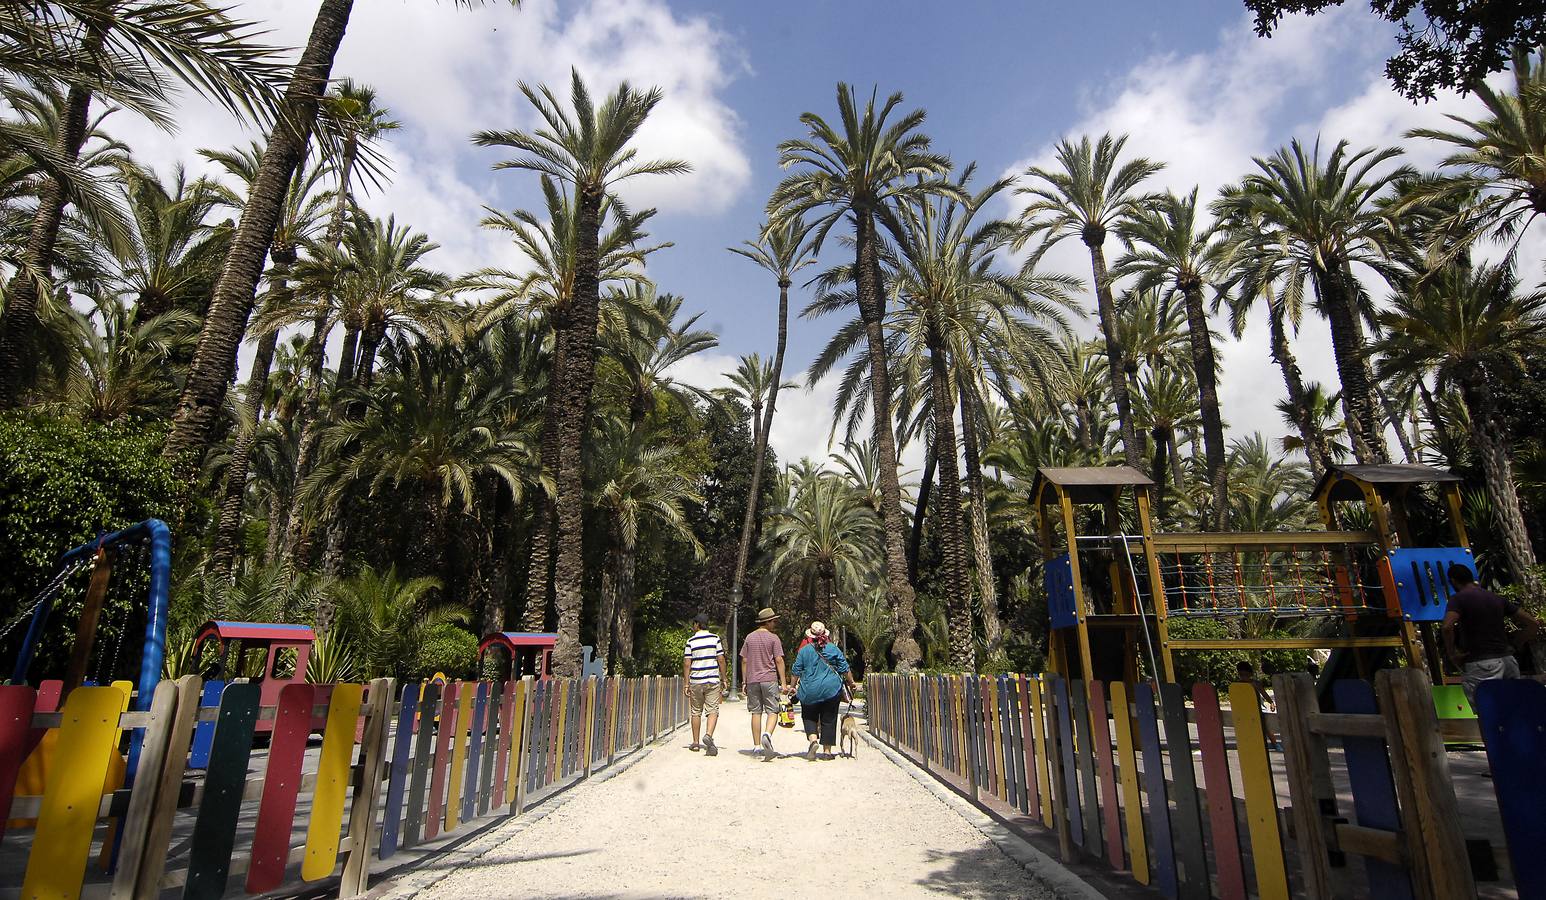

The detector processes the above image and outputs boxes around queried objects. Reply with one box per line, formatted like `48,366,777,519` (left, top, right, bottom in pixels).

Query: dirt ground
416,696,1063,899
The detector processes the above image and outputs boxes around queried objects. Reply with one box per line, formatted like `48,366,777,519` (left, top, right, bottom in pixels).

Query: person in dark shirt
1442,563,1539,702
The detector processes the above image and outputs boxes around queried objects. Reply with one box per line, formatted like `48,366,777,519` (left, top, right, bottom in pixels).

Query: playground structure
478,631,557,680
1031,464,1472,685
190,620,315,733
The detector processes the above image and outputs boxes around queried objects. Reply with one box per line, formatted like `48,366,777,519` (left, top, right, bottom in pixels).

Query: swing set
1032,465,1472,686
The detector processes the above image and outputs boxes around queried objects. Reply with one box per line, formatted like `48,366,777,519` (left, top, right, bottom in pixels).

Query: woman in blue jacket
790,621,857,760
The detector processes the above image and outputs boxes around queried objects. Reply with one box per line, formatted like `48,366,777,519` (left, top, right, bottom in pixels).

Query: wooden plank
136,676,202,899
1136,682,1176,898
23,685,129,900
183,682,261,900
1004,676,1023,811
1334,822,1405,865
446,681,475,832
1017,679,1035,815
109,680,177,900
1088,681,1124,871
1229,683,1289,900
1168,637,1404,651
1191,684,1245,900
1332,679,1414,900
341,678,393,896
505,679,528,810
1110,681,1148,884
426,680,459,841
1473,678,1546,900
483,680,506,814
512,677,536,814
1272,674,1335,900
1375,668,1473,900
1308,712,1388,738
1159,683,1208,900
462,682,488,824
301,683,363,882
1070,680,1101,852
380,683,420,859
402,682,440,849
1045,676,1076,861
1150,530,1379,551
0,685,37,846
1030,676,1052,828
186,679,226,770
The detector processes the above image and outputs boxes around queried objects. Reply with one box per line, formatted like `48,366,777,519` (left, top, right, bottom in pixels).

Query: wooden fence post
340,678,394,897
511,676,535,815
132,674,202,900
1273,673,1335,900
108,679,179,900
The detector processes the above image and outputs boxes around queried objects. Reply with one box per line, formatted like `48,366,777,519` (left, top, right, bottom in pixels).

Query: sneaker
703,734,717,756
761,732,775,757
806,739,818,761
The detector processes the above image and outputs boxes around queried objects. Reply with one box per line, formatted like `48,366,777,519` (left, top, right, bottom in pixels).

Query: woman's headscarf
806,621,829,649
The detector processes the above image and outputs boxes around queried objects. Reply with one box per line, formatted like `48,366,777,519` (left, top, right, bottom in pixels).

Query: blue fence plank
1137,683,1176,899
1475,678,1546,900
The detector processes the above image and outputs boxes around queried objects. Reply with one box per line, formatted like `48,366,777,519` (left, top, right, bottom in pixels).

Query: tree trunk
1181,284,1228,530
908,447,936,585
1377,383,1418,463
854,208,923,671
549,185,605,677
1168,432,1185,489
959,383,1002,657
597,536,620,673
336,325,359,390
1416,375,1459,468
355,319,386,388
210,249,295,577
615,536,638,664
1317,266,1388,464
1268,304,1330,479
1461,374,1540,591
1073,398,1095,457
163,0,356,481
1152,426,1172,521
1084,232,1143,469
0,26,100,408
928,326,975,671
282,311,330,567
522,325,565,633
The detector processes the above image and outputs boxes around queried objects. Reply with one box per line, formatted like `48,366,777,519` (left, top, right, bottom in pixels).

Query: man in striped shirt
682,613,725,755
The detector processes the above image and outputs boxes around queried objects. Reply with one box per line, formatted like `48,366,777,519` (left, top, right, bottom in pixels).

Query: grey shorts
1462,655,1521,703
745,681,781,715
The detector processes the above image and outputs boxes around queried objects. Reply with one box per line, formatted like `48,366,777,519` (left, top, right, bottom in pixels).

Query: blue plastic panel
1046,553,1078,630
1475,679,1546,900
1382,547,1474,622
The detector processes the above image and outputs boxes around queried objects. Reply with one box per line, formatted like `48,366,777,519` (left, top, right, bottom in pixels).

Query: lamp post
727,584,741,699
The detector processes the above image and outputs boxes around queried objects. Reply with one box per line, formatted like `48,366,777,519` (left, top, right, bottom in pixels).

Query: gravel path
417,698,1061,899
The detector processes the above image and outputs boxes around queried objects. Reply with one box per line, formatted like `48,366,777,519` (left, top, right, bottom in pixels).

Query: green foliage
414,624,480,680
1165,618,1311,688
0,415,182,678
625,622,698,676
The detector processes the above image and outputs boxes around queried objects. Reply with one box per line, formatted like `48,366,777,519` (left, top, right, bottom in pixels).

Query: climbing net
1158,543,1388,618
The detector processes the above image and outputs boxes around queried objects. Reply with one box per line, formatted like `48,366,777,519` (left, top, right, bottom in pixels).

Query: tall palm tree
725,214,817,673
473,69,688,676
763,467,884,628
1275,382,1352,465
464,174,663,633
330,564,465,681
110,164,227,323
1375,262,1546,590
334,215,451,386
0,0,284,407
163,0,516,481
1116,188,1230,529
767,84,960,672
58,294,198,422
1213,139,1412,464
590,419,704,670
1017,133,1162,470
1132,366,1203,521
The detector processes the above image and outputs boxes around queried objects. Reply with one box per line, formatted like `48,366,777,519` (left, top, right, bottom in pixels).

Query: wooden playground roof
1033,466,1153,504
1313,464,1462,503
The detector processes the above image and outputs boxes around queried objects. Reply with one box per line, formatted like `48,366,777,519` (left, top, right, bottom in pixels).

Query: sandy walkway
417,697,1061,899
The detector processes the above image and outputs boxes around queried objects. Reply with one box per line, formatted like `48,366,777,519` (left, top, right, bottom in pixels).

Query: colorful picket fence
0,674,685,899
869,668,1524,900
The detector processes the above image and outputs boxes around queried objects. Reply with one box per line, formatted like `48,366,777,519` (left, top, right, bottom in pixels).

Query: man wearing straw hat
740,607,788,758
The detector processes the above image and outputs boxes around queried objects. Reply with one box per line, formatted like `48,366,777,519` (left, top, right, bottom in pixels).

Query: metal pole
727,585,741,700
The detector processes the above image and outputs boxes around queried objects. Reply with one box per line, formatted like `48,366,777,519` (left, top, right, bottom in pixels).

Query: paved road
415,697,1063,899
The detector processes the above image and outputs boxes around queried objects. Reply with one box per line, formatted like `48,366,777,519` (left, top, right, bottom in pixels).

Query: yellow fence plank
1109,681,1148,884
446,683,475,831
302,683,363,882
1230,683,1290,900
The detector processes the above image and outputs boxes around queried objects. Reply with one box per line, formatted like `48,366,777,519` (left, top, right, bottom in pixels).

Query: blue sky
125,0,1515,467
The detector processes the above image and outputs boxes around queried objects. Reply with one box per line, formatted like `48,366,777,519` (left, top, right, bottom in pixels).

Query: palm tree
763,467,884,628
1375,263,1546,590
1275,382,1351,464
0,0,284,407
1017,133,1163,470
334,215,451,386
1116,188,1230,529
1132,367,1203,521
331,564,466,681
110,164,227,324
163,0,514,480
473,69,688,675
465,176,664,633
590,419,704,670
1213,139,1412,464
768,84,961,672
59,295,198,422
725,214,817,677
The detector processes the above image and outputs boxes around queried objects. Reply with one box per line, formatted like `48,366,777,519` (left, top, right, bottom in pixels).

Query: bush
625,622,699,676
413,623,480,680
1164,618,1311,688
0,415,182,679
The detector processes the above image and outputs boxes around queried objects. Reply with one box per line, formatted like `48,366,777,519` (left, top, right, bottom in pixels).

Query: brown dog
840,714,860,757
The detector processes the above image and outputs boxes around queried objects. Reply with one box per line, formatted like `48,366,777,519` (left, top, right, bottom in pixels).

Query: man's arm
776,654,788,690
717,651,727,685
1443,610,1465,665
1511,607,1541,650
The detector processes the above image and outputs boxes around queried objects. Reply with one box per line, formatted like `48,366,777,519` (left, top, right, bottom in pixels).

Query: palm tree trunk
597,536,620,672
282,311,330,567
1074,398,1095,457
615,535,638,664
1084,234,1143,469
163,0,355,481
355,319,386,388
549,185,605,677
908,447,935,585
1317,267,1388,464
854,208,923,671
523,322,566,633
1460,375,1540,591
1182,284,1228,530
1377,383,1417,463
1268,304,1330,479
1416,375,1459,468
1152,426,1172,521
210,251,296,577
0,26,101,408
1168,432,1185,489
959,383,1002,657
729,276,790,660
928,326,975,671
337,325,360,390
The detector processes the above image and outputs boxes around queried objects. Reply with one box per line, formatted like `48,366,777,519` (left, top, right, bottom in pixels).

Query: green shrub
1165,618,1311,688
0,415,182,679
413,623,480,680
625,622,698,676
